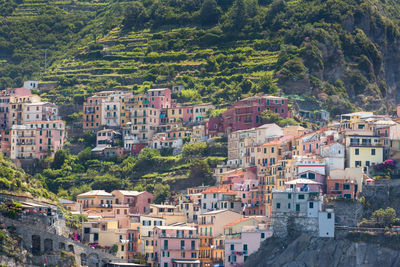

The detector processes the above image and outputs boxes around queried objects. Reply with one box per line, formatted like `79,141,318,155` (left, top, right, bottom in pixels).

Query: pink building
222,95,288,134
96,129,119,146
147,88,172,109
112,190,154,214
153,226,200,267
301,132,321,155
224,224,272,267
0,88,31,130
205,117,224,138
9,120,65,160
220,167,262,215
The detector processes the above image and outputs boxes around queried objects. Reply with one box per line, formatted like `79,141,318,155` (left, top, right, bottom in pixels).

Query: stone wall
332,200,363,227
1,216,122,267
272,213,319,238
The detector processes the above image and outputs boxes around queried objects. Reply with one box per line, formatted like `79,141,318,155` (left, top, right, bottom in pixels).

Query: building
222,95,288,134
224,223,272,267
345,135,384,171
9,120,65,160
320,142,345,173
112,190,154,214
9,94,41,126
0,87,31,129
326,168,364,199
227,123,283,167
152,226,200,267
271,189,335,238
24,102,59,122
198,210,243,267
200,187,241,214
96,129,120,147
148,204,187,225
147,88,172,109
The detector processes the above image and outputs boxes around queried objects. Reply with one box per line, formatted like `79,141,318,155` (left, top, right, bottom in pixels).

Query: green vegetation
39,139,226,199
1,0,399,115
0,156,52,199
360,207,399,228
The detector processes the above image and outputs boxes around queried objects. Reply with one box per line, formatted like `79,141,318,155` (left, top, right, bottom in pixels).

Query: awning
172,259,201,264
285,179,321,185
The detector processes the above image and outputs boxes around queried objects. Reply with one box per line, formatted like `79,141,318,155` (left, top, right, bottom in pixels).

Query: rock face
245,233,400,267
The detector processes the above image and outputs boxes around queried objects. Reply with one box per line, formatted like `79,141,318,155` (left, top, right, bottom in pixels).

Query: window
230,244,234,251
298,194,305,200
288,203,291,209
355,148,359,155
309,202,314,209
276,203,281,209
296,204,300,211
371,149,376,155
288,193,291,199
261,232,265,239
243,244,248,251
327,213,332,219
343,184,350,190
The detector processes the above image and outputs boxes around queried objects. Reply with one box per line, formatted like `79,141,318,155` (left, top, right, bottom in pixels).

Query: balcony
105,115,118,119
84,110,96,114
164,246,199,251
349,142,381,147
159,233,198,239
16,141,35,145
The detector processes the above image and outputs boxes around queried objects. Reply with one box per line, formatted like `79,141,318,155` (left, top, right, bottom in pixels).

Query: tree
122,2,148,31
182,142,207,157
154,183,170,204
51,149,69,169
371,207,397,227
254,73,278,94
91,174,124,192
189,159,213,185
199,0,221,26
222,0,248,34
83,131,96,148
77,147,92,163
136,148,160,170
260,110,280,124
277,118,298,127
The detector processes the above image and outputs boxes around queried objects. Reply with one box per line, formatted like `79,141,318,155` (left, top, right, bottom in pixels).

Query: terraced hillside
2,0,400,115
43,26,280,104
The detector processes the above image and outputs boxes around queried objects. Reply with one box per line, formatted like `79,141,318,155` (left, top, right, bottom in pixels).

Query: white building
320,142,345,173
23,81,38,90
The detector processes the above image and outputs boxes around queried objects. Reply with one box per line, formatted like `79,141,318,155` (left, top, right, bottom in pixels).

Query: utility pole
44,50,47,74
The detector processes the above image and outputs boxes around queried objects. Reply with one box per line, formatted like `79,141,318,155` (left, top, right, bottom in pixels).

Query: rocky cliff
245,232,400,267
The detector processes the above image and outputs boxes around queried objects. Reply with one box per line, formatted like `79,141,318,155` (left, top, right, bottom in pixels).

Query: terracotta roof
224,218,250,227
201,187,237,195
261,140,282,146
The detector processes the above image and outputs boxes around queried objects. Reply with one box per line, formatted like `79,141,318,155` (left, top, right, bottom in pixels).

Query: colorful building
152,226,200,267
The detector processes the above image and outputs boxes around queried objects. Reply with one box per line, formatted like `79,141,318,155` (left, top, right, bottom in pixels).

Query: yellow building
9,94,41,126
346,135,383,172
166,106,185,123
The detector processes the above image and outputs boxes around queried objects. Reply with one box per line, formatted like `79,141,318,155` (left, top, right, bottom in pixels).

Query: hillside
0,156,52,200
244,233,400,267
1,0,400,116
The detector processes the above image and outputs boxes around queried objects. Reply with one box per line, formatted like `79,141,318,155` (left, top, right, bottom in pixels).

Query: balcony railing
349,142,381,147
159,233,198,239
